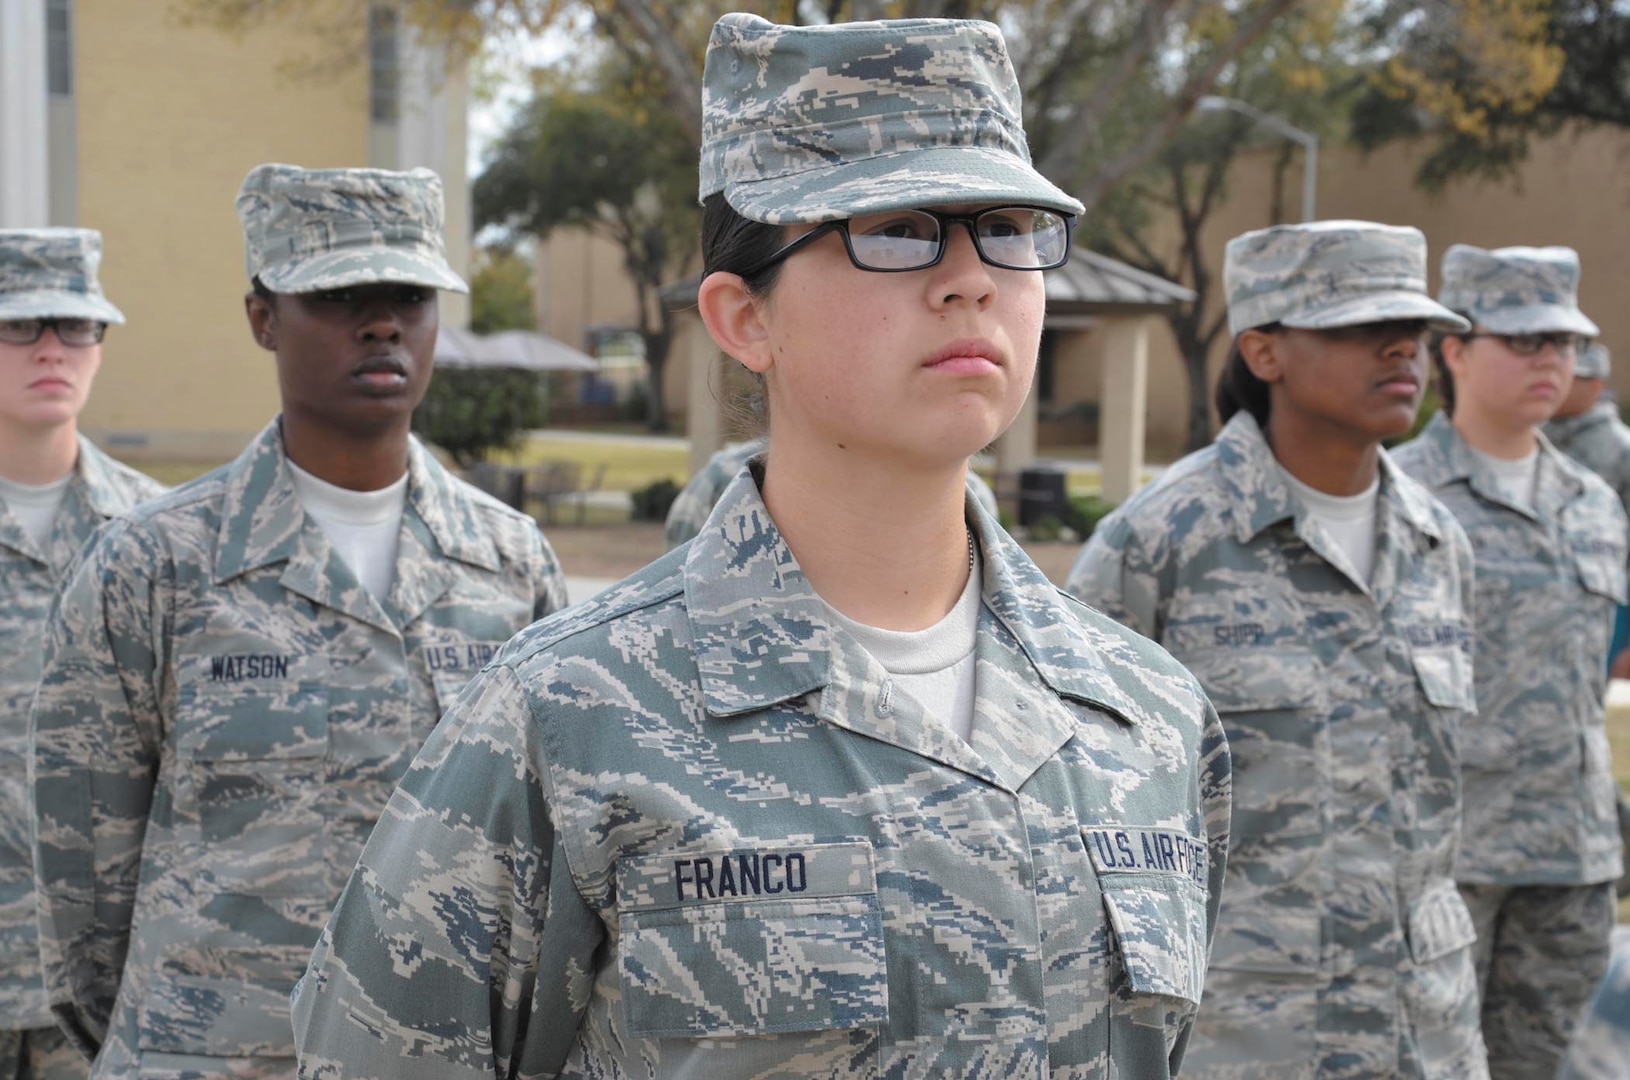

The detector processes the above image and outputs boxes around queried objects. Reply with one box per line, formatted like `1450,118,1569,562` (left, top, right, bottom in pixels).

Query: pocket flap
1087,828,1209,1005
1412,648,1475,712
618,841,888,1039
176,684,328,761
1577,555,1628,605
138,946,309,1057
1407,880,1477,966
1208,901,1321,975
1182,648,1321,713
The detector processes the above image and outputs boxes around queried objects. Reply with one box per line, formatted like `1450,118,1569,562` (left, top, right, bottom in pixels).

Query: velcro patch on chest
1084,826,1207,887
616,840,876,912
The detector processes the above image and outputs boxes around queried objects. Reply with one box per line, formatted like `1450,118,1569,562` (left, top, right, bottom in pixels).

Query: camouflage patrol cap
699,13,1083,225
1438,244,1597,336
236,163,468,294
0,228,125,325
1576,341,1611,379
1225,220,1468,337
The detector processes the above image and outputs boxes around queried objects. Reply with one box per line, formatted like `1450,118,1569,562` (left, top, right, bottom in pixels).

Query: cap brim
1280,290,1470,334
1472,305,1599,338
259,247,469,295
0,289,125,325
723,145,1085,224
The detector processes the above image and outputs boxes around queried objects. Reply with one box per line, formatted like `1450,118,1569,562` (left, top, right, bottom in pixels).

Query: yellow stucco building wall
61,5,468,461
1138,126,1630,460
73,4,371,459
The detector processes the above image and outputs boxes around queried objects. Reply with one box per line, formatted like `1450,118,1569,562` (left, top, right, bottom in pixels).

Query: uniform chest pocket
616,841,889,1041
174,683,329,898
1085,827,1209,1007
1411,648,1474,712
1575,553,1628,604
1183,648,1325,844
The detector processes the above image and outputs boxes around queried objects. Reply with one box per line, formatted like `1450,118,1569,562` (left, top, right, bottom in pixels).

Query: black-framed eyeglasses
0,317,108,347
1460,331,1579,357
742,206,1076,276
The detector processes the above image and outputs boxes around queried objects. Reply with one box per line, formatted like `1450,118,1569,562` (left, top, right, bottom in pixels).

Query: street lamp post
1196,95,1318,223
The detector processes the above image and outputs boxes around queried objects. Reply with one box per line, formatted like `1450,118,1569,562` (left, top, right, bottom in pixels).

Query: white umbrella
434,327,600,372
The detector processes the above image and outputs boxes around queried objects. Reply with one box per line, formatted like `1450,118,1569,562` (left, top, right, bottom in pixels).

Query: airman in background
1070,220,1487,1078
0,229,164,1080
29,165,567,1078
1393,244,1624,1080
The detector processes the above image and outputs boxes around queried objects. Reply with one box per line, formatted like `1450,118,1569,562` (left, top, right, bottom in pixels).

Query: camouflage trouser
1558,948,1630,1080
1459,881,1616,1080
0,1028,87,1080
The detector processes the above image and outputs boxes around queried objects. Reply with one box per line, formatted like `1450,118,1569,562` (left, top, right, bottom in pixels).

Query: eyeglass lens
1505,333,1577,356
0,318,107,347
846,208,1070,270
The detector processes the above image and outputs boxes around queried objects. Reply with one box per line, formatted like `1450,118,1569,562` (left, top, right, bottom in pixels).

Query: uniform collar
1545,398,1620,443
213,419,502,586
71,435,136,520
1217,411,1443,547
1412,410,1584,520
0,435,134,568
683,466,1159,738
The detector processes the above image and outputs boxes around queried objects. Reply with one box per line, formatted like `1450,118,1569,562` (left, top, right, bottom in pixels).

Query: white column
686,319,723,476
1099,317,1150,503
995,383,1039,474
397,29,470,329
0,0,50,226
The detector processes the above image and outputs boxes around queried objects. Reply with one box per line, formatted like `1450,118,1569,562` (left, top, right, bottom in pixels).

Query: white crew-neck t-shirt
0,473,71,550
1278,466,1381,585
287,461,409,600
823,554,982,743
1469,446,1540,512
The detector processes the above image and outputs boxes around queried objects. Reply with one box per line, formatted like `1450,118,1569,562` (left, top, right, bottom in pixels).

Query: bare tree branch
1067,0,1300,212
603,0,704,142
1035,0,1179,178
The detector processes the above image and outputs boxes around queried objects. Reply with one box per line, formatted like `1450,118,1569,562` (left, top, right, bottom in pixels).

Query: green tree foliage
474,72,696,430
469,247,538,334
1353,0,1630,189
413,367,550,466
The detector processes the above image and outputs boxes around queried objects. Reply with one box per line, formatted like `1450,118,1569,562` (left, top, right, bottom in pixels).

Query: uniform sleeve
1449,518,1478,697
1064,515,1164,640
1170,694,1232,1076
531,531,570,620
29,520,165,1057
292,662,603,1080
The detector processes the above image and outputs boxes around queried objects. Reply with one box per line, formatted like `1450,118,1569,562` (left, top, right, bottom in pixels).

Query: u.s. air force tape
616,840,877,910
1083,827,1207,888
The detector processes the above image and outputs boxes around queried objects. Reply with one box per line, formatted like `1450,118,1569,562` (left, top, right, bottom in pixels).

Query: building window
47,0,73,97
369,5,399,125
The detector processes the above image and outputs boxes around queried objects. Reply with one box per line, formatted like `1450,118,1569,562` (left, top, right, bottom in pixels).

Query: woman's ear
1237,327,1284,384
1440,334,1470,381
697,272,774,374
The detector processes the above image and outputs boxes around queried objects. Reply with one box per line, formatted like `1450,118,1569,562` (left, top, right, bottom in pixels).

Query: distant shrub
631,478,682,522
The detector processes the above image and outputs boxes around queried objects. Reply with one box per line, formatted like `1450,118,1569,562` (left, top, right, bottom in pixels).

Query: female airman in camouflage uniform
28,167,567,1079
293,14,1230,1080
0,231,164,1080
1070,221,1487,1079
1393,245,1625,1080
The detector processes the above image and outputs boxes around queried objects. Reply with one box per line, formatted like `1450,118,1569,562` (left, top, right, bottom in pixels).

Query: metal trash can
1018,466,1069,527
